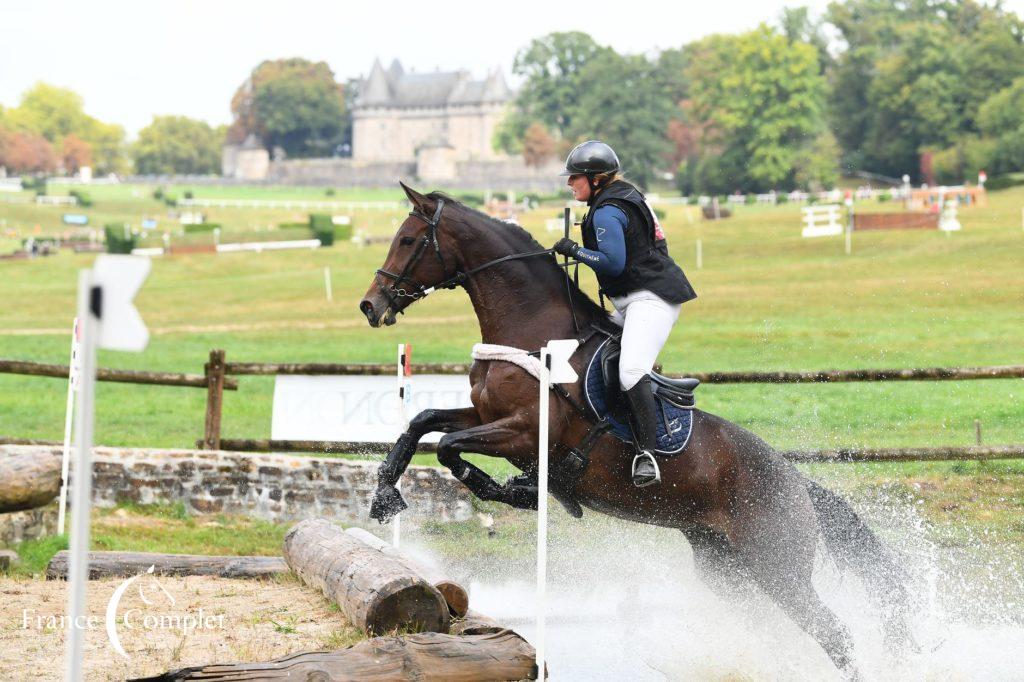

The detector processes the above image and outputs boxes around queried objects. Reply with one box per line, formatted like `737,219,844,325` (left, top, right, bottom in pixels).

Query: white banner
271,374,472,443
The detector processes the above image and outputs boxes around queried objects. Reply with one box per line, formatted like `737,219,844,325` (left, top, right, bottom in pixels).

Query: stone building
353,58,513,164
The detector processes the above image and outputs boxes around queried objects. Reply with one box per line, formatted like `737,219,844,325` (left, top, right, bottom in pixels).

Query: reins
375,198,575,324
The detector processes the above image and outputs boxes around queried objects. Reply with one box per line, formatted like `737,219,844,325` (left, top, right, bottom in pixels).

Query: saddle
599,336,699,424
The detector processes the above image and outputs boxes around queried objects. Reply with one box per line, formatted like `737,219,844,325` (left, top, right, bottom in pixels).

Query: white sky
3,0,1022,137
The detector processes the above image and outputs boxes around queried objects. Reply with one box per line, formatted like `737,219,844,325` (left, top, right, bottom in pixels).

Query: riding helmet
560,140,620,176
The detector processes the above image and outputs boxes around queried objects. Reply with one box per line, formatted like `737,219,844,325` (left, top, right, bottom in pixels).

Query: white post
696,238,703,269
57,318,81,535
64,272,98,682
393,343,410,548
323,266,333,303
536,347,551,680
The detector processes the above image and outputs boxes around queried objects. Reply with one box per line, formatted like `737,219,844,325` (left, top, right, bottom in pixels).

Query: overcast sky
3,0,1022,137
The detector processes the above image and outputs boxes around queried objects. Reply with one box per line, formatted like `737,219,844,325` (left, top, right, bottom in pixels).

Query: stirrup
631,451,661,488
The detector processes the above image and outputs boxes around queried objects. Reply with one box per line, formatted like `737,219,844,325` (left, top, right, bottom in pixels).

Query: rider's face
567,174,591,202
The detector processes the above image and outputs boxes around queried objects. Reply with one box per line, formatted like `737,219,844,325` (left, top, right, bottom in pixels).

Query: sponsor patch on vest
643,198,666,241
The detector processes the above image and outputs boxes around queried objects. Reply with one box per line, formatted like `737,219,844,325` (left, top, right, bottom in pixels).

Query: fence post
204,349,226,449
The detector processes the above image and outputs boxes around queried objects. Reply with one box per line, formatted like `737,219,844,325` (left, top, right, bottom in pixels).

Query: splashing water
399,488,1024,681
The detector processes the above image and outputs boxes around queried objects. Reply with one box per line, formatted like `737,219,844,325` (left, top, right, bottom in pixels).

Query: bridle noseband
374,198,558,317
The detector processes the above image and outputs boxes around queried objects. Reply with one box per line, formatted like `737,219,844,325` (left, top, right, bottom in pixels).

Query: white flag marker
65,255,150,682
536,338,579,679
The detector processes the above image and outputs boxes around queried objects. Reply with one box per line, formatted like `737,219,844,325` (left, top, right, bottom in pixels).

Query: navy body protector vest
580,180,697,304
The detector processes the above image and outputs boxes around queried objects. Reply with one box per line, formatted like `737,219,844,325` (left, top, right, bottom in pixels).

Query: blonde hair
591,171,624,194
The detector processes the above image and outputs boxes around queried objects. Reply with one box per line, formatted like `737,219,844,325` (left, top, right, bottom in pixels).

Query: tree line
500,1,1024,192
2,1,1021,188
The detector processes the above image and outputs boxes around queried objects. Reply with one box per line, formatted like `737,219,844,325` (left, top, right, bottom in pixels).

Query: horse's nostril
359,300,373,315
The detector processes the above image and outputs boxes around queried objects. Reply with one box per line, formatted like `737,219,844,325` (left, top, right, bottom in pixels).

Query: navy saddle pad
584,338,694,456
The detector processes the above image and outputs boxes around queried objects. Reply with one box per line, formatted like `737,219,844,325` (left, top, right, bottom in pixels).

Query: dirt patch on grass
0,574,363,681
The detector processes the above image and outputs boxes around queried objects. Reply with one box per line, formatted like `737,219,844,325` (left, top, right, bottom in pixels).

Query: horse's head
359,182,460,327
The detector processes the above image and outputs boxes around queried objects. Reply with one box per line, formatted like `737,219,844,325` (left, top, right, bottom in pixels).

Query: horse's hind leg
370,407,481,522
680,525,753,599
742,545,860,680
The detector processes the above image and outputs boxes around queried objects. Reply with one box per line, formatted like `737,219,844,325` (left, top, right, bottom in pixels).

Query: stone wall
0,504,57,548
1,446,473,526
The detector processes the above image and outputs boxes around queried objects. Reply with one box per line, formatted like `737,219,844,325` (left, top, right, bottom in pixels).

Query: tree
824,0,1024,180
61,133,92,173
522,122,556,166
684,25,828,193
494,32,611,153
569,51,679,187
133,116,223,175
3,83,126,174
0,127,58,173
229,58,345,158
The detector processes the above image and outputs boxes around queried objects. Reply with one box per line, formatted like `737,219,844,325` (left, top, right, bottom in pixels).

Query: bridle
374,198,559,318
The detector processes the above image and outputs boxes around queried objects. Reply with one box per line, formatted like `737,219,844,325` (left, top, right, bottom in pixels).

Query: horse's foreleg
370,407,481,523
435,416,538,510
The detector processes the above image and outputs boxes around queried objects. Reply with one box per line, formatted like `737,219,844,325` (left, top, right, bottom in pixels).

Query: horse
358,182,914,678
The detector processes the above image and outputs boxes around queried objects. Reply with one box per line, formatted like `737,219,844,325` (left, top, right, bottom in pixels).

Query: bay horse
359,183,913,678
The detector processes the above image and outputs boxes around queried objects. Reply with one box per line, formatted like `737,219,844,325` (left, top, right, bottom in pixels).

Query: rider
552,140,697,487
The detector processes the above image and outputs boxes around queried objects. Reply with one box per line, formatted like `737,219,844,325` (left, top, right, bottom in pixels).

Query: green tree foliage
571,51,680,187
133,116,223,175
3,83,126,174
826,0,1024,179
683,25,830,194
229,59,345,158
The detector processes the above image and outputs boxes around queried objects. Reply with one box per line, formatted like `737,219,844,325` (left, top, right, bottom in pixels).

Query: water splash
397,489,1023,681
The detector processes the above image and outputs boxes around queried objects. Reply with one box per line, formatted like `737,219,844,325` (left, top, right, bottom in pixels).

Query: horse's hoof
503,483,538,511
370,485,407,523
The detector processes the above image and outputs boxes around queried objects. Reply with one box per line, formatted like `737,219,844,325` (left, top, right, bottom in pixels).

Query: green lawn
0,184,1021,464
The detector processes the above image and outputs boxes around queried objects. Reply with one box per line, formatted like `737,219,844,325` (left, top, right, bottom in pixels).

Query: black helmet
560,140,620,176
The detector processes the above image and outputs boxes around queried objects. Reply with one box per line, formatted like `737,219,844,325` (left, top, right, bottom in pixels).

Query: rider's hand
553,237,580,258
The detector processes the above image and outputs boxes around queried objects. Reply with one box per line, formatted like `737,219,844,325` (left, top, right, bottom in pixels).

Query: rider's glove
553,237,580,258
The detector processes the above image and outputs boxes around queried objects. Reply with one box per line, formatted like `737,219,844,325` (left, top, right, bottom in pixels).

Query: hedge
104,224,137,254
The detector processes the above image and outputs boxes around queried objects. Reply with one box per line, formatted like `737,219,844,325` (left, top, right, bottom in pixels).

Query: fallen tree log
131,630,537,682
283,518,449,634
46,551,287,580
346,526,469,618
0,448,60,513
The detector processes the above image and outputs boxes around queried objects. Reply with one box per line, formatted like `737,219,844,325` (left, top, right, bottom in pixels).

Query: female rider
552,140,696,487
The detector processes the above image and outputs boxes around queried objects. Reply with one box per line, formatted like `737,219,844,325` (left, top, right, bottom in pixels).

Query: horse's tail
805,479,917,649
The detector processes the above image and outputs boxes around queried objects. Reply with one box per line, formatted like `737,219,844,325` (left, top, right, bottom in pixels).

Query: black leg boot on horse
624,375,662,487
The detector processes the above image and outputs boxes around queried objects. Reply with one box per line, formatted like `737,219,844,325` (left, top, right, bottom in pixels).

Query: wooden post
203,349,226,450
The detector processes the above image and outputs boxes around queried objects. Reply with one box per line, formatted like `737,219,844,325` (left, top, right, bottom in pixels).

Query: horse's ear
399,181,431,213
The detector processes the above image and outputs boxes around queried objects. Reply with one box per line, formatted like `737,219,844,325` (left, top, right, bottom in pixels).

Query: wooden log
0,448,60,513
46,550,288,580
283,518,449,635
346,527,469,618
211,438,438,454
0,359,238,389
450,610,504,636
130,630,537,682
782,444,1024,463
676,364,1024,384
224,361,476,376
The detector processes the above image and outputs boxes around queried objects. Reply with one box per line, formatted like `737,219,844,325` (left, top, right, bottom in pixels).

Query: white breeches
609,289,681,391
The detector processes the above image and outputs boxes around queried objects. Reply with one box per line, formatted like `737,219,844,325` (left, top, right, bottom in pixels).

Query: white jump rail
216,239,321,253
802,204,844,237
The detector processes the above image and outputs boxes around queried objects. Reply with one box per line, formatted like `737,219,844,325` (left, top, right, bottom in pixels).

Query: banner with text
271,374,472,443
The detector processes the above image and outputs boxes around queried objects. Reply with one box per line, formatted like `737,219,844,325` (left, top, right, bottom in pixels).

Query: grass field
0,182,1021,458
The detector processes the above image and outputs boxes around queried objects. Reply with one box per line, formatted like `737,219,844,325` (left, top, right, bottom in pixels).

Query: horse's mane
427,191,608,322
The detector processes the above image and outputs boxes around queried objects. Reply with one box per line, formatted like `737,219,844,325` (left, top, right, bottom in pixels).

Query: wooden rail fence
3,350,1022,463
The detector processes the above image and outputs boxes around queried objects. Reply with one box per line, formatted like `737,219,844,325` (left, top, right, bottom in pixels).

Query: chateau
353,59,513,163
222,58,561,190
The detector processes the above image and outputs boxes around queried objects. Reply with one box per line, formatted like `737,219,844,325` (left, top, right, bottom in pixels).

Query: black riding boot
623,376,662,488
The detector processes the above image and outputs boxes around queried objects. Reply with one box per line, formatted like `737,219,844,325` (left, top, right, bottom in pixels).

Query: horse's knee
436,435,463,470
410,408,442,431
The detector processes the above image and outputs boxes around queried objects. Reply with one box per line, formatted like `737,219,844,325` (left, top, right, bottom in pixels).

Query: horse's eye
400,236,415,246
